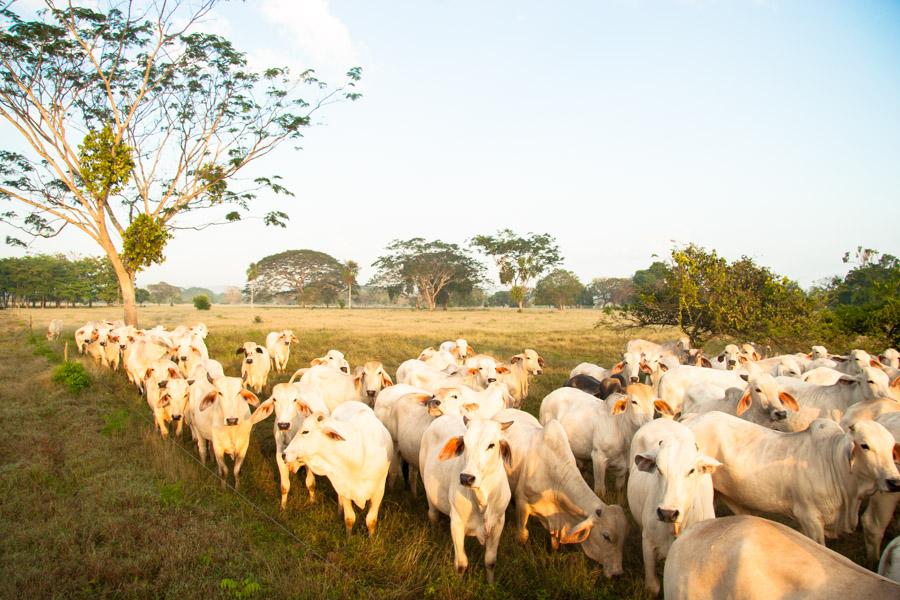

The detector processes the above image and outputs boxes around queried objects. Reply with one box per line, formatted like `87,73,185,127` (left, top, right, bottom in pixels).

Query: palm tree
246,262,260,308
341,260,360,310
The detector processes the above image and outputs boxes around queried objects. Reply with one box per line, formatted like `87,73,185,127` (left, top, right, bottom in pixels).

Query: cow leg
340,495,356,535
516,502,531,544
366,481,386,536
175,419,183,438
484,515,504,584
304,466,317,503
213,445,228,486
591,451,609,497
718,494,751,517
642,531,661,596
450,509,469,576
794,506,826,545
862,492,899,563
195,434,208,463
409,465,419,498
276,451,291,510
232,451,247,491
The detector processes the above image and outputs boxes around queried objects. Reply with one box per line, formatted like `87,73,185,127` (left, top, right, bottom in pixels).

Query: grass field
0,306,892,599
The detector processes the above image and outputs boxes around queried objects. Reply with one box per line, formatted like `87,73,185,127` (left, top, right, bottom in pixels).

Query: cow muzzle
245,358,253,364
459,473,476,487
171,414,182,421
225,417,239,426
277,422,291,431
656,507,679,523
366,390,377,398
886,478,900,493
727,360,736,369
340,366,348,373
630,376,639,383
772,409,787,421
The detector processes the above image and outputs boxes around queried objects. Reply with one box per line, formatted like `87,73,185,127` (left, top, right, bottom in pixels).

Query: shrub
52,362,91,393
100,409,129,436
193,294,211,310
253,315,263,324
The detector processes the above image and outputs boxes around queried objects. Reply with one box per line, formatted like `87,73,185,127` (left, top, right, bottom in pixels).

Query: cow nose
459,473,476,487
340,366,348,373
773,410,787,420
727,360,736,369
367,390,377,398
535,370,543,375
226,417,238,426
100,342,106,346
630,376,639,383
171,414,182,421
246,358,253,364
277,422,290,430
887,478,900,492
281,452,287,461
487,378,497,384
657,508,679,523
180,356,187,362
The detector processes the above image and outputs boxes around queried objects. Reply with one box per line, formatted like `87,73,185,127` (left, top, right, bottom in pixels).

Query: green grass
0,308,892,599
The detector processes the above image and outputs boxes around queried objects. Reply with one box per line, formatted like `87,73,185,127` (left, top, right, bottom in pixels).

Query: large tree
586,277,634,307
471,229,562,311
250,249,342,306
0,1,361,325
534,269,584,309
826,248,900,346
370,238,484,311
340,259,359,310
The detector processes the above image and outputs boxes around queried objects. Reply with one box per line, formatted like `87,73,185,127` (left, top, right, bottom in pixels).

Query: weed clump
51,361,90,393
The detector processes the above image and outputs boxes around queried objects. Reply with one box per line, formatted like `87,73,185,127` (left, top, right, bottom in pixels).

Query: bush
52,362,91,393
253,315,263,324
193,294,211,310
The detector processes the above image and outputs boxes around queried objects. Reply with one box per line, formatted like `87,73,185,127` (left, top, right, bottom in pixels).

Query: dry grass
1,307,891,599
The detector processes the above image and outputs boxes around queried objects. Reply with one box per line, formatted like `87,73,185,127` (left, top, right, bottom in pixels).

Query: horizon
2,0,899,291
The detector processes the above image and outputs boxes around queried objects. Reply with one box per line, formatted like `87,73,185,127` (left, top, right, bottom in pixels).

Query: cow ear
837,376,857,386
654,399,674,417
700,357,712,368
753,352,761,361
736,390,753,416
380,372,394,388
738,356,748,364
833,356,847,363
310,358,326,366
698,455,722,474
200,390,218,411
438,436,464,460
167,367,179,379
870,359,884,370
144,367,155,380
499,440,512,467
891,377,900,390
893,443,900,465
450,347,461,358
778,391,799,412
739,374,749,382
639,362,652,375
462,402,480,413
353,373,363,393
323,428,345,441
499,420,514,431
537,356,546,368
186,379,195,386
413,394,433,405
157,394,170,408
634,452,657,473
559,518,594,545
250,399,275,425
610,362,624,375
495,365,510,374
659,362,668,372
467,367,479,376
294,400,312,416
467,345,475,355
611,398,627,415
510,355,523,364
236,347,245,355
239,390,260,406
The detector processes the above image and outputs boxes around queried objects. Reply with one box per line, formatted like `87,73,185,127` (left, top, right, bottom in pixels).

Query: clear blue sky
3,0,899,290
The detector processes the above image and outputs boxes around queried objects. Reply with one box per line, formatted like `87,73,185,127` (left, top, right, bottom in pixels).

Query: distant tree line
0,254,119,308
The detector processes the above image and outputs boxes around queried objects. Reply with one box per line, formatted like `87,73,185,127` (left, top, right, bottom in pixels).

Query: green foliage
77,125,134,199
193,295,211,311
371,238,485,311
0,254,119,307
52,362,91,394
471,229,562,309
825,248,900,346
250,249,343,306
219,577,262,599
158,482,185,508
486,290,513,307
534,269,584,309
121,214,172,273
146,282,182,305
135,288,151,304
252,315,263,324
586,277,634,307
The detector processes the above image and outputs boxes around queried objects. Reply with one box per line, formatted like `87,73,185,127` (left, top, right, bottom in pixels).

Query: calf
354,360,393,404
282,401,392,535
440,338,475,363
46,319,62,341
237,342,271,393
266,329,299,374
498,349,545,406
188,376,273,488
664,516,900,600
419,415,512,583
144,361,191,439
497,408,628,578
627,419,720,595
861,413,900,563
686,411,900,544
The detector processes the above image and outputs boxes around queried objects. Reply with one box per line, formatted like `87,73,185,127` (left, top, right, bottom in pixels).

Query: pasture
0,306,888,599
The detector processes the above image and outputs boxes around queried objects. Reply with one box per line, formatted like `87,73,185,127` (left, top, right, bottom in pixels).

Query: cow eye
688,468,695,475
861,443,870,450
755,388,761,393
487,443,495,450
867,380,874,384
602,533,611,542
301,430,309,435
631,401,637,405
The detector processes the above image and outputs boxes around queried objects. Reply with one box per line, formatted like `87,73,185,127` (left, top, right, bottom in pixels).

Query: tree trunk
517,298,524,313
347,283,352,310
99,238,137,326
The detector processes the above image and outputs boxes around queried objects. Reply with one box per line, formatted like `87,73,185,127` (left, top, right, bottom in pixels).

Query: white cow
419,415,512,583
290,365,357,413
417,347,458,370
354,360,394,404
880,536,900,583
439,338,475,363
569,362,610,381
627,419,720,595
540,384,674,495
686,411,900,544
46,319,62,341
663,516,900,600
123,337,173,393
880,349,900,370
802,366,845,385
311,349,350,373
862,412,900,563
498,349,545,407
681,372,800,428
187,376,272,488
266,329,299,374
144,362,191,439
174,336,209,378
238,341,271,393
282,401,392,535
497,408,628,578
658,366,746,415
267,382,329,508
710,344,742,371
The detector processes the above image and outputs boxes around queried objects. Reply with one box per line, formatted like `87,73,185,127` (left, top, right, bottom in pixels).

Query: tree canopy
825,248,900,346
534,269,584,309
0,1,361,325
471,229,562,311
0,253,117,307
370,238,484,311
250,249,343,306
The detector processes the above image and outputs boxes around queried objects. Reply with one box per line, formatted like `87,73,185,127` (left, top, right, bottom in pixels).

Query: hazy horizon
2,0,899,291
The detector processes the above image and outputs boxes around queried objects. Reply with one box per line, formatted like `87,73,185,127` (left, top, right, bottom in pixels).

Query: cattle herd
58,319,900,598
